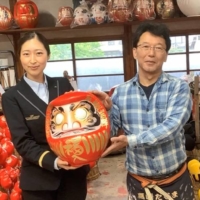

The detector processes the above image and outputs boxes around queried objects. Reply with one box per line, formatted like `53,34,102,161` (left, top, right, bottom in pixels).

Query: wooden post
9,0,17,14
194,76,200,149
8,0,23,81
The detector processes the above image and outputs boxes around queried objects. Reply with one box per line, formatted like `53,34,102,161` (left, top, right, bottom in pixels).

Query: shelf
1,16,200,40
131,16,200,34
0,22,124,34
0,23,126,41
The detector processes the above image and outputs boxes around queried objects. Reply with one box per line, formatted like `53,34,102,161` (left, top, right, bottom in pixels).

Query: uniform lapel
17,77,48,116
47,76,59,103
17,76,59,116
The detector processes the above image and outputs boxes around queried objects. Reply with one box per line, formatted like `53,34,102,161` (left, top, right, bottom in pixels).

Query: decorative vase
156,0,175,19
14,0,39,29
46,91,110,167
0,6,13,30
133,0,156,21
177,0,200,17
57,6,73,26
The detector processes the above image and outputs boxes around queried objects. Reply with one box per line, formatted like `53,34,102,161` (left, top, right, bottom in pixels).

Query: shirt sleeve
54,157,60,170
109,90,122,137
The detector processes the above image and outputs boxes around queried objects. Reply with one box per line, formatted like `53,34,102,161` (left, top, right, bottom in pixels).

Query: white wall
0,35,13,51
0,0,73,51
1,0,10,7
33,0,73,18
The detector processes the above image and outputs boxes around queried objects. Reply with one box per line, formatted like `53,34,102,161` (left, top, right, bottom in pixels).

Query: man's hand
91,90,112,111
57,158,83,170
101,135,128,157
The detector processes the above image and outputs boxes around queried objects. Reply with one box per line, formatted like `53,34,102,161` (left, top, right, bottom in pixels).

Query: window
108,41,115,45
45,44,73,77
44,40,124,91
150,35,200,79
45,34,200,89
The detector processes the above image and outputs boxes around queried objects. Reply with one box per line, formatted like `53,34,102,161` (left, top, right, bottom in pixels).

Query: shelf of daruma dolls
0,16,200,39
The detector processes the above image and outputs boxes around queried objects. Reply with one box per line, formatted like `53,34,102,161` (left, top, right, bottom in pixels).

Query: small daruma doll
46,91,110,167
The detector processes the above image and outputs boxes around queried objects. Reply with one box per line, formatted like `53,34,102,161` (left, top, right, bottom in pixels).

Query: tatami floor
86,153,127,200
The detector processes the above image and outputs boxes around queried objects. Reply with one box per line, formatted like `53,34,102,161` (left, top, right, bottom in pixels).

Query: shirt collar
24,73,48,90
132,72,169,86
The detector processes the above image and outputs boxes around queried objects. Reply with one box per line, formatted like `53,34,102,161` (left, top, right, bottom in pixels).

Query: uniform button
134,146,137,148
146,109,149,112
152,156,154,159
147,125,150,127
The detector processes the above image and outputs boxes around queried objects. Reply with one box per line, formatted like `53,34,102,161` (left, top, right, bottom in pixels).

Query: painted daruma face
46,91,110,166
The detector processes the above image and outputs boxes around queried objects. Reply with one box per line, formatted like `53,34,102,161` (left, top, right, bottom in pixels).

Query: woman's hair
133,21,171,52
17,32,50,56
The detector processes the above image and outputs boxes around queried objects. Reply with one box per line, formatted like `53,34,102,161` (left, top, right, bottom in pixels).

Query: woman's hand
101,135,128,157
91,90,112,111
57,158,83,170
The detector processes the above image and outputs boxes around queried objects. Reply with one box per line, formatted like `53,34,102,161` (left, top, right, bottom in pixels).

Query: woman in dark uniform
2,32,111,200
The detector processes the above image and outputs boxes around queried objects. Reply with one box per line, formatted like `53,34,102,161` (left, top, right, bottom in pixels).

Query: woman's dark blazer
2,75,89,191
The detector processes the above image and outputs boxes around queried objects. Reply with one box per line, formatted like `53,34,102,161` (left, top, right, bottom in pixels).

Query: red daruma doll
46,91,110,167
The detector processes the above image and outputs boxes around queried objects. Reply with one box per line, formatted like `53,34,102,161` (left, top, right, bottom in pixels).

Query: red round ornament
46,91,110,167
14,0,38,29
111,8,133,22
57,6,73,26
0,6,13,30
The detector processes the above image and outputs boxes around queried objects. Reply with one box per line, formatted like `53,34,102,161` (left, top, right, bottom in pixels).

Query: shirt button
134,146,137,148
146,109,149,112
152,156,154,159
147,125,150,127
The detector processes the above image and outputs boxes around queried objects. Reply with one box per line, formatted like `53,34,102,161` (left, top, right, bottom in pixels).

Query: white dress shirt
24,74,49,104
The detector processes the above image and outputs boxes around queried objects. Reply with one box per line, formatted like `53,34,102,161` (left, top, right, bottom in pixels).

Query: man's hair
133,21,171,52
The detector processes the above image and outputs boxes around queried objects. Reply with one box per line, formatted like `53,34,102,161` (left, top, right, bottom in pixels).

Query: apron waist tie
129,163,187,200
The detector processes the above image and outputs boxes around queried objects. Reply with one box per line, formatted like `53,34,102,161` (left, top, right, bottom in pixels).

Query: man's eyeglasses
137,44,166,53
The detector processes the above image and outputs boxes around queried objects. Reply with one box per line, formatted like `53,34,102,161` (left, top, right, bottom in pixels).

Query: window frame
46,39,125,91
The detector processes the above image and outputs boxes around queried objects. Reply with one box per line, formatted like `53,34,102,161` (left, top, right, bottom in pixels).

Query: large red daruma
46,91,110,166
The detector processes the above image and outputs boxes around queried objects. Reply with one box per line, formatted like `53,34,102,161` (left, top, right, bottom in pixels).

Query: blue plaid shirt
110,72,192,176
